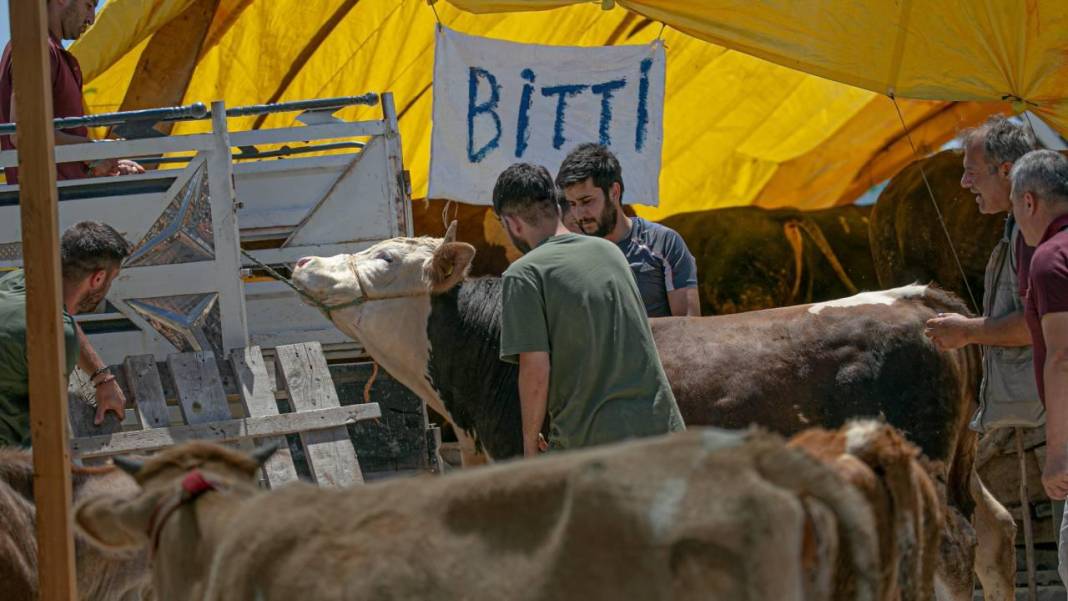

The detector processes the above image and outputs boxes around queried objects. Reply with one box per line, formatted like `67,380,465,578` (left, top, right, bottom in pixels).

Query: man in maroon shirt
1011,151,1068,569
0,0,142,184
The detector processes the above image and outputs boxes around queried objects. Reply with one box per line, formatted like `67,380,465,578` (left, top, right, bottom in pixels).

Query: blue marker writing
515,69,536,158
467,67,502,163
540,83,588,150
590,79,627,146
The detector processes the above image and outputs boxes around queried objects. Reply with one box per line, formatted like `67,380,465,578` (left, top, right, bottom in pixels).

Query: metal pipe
220,93,379,118
0,93,380,135
0,102,209,135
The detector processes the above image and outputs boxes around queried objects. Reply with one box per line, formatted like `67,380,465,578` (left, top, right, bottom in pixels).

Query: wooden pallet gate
69,341,380,488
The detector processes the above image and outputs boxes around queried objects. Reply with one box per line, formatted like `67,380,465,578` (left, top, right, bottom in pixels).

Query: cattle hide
413,199,515,277
76,433,881,601
869,150,1003,309
790,421,963,601
0,448,149,601
661,205,877,314
427,277,522,458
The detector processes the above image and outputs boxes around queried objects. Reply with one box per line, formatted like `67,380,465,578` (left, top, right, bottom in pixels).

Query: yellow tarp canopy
68,0,1057,220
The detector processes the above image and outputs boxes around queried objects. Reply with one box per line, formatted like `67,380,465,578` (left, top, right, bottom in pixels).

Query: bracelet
93,374,116,388
89,366,111,382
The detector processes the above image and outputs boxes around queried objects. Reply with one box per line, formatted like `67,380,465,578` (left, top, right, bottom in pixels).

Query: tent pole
10,1,78,599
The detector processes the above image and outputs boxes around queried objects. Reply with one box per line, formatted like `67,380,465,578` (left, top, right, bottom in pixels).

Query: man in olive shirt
494,163,685,457
0,221,129,447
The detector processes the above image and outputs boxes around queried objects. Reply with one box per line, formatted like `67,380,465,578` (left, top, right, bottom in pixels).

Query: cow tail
756,443,881,601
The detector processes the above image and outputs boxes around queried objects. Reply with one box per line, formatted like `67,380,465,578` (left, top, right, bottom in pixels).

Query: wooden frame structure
10,1,78,598
68,342,381,488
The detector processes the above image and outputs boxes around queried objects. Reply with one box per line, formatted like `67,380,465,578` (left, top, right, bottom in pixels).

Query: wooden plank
70,404,381,458
123,355,170,429
11,0,78,597
275,342,363,486
167,352,232,424
230,347,299,487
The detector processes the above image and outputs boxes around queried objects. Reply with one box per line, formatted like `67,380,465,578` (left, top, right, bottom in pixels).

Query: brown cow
790,421,973,601
416,199,878,315
75,433,880,601
661,205,877,314
0,448,149,601
289,227,1017,599
869,149,1003,308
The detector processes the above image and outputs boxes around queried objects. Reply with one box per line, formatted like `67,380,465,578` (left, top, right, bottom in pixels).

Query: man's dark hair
60,221,129,282
492,163,560,223
555,143,624,203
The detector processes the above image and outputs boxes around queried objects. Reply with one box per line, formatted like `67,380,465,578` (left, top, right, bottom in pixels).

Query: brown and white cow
790,421,974,601
0,448,149,601
289,226,1015,599
76,432,881,601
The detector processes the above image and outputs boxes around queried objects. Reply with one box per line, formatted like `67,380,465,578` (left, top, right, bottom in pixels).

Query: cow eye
374,252,393,263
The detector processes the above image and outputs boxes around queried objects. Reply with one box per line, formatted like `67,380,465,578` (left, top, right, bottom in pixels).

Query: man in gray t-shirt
557,143,699,317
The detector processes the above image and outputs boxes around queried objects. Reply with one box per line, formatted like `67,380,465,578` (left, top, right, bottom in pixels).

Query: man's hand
93,379,127,426
91,158,144,177
1043,444,1068,500
113,159,145,175
924,312,977,351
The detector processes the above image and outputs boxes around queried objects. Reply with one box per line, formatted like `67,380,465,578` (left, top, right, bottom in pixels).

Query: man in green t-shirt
0,221,130,447
494,163,685,457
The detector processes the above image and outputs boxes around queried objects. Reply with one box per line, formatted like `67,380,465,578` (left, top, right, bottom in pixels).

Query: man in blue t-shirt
556,144,700,317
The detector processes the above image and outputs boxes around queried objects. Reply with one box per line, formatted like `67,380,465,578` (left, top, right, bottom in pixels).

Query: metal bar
221,93,379,118
229,122,386,148
0,102,208,135
0,93,379,135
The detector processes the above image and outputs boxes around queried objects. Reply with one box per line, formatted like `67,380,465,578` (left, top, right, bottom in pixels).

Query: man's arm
9,96,143,175
1042,312,1068,499
667,288,701,317
663,229,700,317
518,351,550,457
924,310,1031,350
74,323,127,425
9,94,93,146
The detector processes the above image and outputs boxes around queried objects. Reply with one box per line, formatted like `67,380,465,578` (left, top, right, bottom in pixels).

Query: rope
239,248,340,317
889,94,980,313
240,248,428,320
363,361,379,403
782,221,804,303
428,0,443,28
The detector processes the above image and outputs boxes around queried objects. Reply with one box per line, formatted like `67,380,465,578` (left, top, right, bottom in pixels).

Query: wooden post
9,1,79,599
1016,428,1038,601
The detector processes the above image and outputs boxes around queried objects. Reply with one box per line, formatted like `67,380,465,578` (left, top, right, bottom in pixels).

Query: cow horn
443,220,458,243
250,442,280,467
112,455,144,476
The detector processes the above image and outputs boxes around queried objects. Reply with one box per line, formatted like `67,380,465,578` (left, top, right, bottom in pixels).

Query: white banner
428,27,665,206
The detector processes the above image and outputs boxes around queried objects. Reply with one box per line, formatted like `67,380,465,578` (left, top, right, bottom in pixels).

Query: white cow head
291,222,475,424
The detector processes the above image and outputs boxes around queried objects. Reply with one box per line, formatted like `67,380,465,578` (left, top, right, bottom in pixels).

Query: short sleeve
500,268,550,364
62,314,78,374
663,229,698,290
1030,248,1068,318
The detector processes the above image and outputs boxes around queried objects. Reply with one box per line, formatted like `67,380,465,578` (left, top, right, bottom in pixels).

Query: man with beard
494,163,685,457
924,116,1043,432
0,221,129,447
0,0,143,184
557,143,699,316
